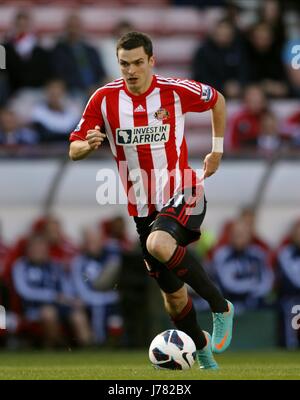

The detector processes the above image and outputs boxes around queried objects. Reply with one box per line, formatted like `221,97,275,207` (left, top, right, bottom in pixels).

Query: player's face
118,46,154,94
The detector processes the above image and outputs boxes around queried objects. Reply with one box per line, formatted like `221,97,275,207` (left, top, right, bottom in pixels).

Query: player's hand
203,152,222,178
86,125,106,150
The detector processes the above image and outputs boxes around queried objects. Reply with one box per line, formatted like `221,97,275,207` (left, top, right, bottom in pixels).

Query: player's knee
146,231,177,263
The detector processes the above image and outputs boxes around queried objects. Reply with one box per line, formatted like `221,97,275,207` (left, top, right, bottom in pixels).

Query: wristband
212,137,224,153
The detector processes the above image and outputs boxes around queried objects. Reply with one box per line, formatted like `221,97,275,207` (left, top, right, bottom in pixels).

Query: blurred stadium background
0,0,300,356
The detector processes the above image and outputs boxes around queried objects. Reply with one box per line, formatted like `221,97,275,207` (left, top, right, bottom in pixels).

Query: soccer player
69,32,234,369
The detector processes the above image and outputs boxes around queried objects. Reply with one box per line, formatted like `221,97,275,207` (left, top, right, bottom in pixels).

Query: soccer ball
149,329,196,370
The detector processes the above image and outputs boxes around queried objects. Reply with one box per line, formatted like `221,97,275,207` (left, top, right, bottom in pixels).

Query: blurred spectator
211,220,274,313
227,85,268,151
275,220,300,348
30,80,81,143
258,0,286,52
0,224,20,348
34,215,78,268
3,10,52,94
0,107,38,146
243,22,289,97
257,110,282,155
192,18,243,98
0,276,18,347
224,1,245,34
12,234,91,348
172,0,225,6
100,215,134,251
281,109,300,147
118,242,150,347
71,227,122,344
51,13,107,96
2,215,78,347
100,20,135,80
216,206,270,256
283,38,300,98
3,215,77,287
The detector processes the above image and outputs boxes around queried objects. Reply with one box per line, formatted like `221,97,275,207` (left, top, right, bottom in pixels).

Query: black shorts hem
151,215,201,247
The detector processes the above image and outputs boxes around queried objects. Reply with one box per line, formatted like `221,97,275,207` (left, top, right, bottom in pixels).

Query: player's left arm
203,91,226,178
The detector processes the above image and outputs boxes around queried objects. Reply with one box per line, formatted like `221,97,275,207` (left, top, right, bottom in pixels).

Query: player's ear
149,56,155,67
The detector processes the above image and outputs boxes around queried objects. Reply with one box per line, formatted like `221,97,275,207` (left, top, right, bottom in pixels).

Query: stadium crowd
0,211,300,349
0,215,148,348
0,0,299,154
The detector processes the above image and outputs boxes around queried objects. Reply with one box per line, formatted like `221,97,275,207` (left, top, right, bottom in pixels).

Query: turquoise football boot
212,300,234,353
196,331,219,370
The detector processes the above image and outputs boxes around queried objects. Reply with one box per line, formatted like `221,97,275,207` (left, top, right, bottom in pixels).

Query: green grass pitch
0,349,299,380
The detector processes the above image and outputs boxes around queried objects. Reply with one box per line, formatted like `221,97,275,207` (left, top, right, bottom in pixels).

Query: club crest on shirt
154,108,170,121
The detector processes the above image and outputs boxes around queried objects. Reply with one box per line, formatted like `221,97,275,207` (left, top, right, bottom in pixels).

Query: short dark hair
116,31,153,58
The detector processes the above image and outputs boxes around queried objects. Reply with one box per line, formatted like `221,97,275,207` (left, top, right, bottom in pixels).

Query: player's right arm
69,126,106,161
69,89,106,161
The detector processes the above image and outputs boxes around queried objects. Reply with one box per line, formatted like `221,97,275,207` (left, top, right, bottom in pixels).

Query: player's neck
126,75,154,96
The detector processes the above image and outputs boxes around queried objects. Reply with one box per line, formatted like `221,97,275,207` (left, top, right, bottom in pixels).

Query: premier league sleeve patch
74,117,85,132
200,85,213,102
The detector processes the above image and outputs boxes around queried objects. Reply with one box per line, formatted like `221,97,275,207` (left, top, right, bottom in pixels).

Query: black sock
166,246,228,313
171,297,206,350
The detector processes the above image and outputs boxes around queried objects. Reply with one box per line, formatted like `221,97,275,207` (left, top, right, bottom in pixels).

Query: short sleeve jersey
70,75,218,217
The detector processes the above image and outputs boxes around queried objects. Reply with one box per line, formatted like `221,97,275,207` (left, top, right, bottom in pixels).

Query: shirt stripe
146,87,168,210
101,96,117,157
119,90,148,217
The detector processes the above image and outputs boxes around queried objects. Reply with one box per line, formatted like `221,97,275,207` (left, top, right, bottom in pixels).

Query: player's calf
161,286,188,317
163,290,207,350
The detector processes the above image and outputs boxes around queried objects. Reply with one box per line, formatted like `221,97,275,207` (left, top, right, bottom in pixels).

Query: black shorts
134,187,207,293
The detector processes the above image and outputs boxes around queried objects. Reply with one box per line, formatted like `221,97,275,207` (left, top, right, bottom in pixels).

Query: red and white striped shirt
70,75,218,217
